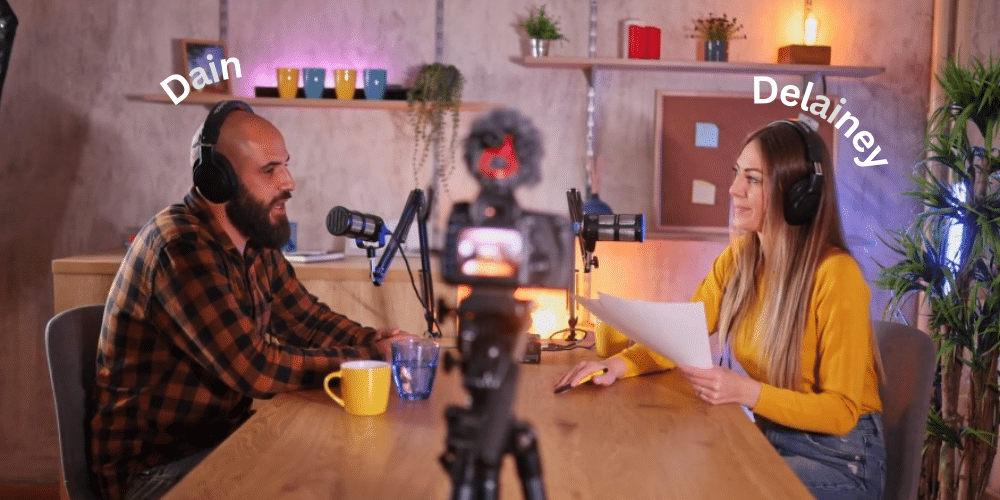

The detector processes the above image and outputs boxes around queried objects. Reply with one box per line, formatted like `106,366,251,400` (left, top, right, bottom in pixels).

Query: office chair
45,304,105,500
873,320,937,500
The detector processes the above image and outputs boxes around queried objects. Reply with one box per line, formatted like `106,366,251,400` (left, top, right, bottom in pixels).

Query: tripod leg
511,421,546,500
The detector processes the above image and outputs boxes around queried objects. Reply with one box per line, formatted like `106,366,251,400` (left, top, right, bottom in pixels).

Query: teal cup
303,67,326,99
363,68,387,100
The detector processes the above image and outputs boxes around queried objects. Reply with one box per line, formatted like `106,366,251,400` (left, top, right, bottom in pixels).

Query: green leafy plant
519,5,567,41
876,55,1000,500
407,63,464,196
689,13,745,42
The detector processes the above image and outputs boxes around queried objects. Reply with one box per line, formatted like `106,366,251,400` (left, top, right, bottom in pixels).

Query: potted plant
877,55,1000,500
519,5,567,57
407,63,464,198
689,13,745,62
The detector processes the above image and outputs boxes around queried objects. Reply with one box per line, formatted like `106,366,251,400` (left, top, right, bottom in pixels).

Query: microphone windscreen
326,206,351,235
464,108,542,189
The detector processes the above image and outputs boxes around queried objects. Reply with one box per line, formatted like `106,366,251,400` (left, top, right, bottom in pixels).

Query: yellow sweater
614,242,882,435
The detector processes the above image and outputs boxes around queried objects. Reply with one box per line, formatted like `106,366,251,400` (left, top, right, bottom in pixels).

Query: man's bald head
214,110,287,177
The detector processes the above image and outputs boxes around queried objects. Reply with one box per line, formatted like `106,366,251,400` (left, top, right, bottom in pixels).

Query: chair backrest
873,320,937,500
45,304,105,500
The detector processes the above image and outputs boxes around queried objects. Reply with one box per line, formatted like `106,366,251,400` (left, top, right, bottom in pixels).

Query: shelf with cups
127,92,494,112
512,55,884,78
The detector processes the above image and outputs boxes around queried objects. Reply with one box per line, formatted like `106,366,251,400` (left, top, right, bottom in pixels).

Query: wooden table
162,348,812,500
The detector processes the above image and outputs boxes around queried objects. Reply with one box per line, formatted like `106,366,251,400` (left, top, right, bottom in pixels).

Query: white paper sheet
577,293,713,368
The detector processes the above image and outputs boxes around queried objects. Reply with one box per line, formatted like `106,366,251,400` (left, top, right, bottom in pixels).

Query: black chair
45,304,105,500
873,320,937,500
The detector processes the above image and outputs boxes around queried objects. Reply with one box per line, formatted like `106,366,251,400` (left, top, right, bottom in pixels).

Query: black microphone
326,206,386,242
580,213,646,251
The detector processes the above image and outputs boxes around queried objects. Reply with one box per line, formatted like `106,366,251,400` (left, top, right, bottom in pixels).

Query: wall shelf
512,56,885,78
128,92,495,111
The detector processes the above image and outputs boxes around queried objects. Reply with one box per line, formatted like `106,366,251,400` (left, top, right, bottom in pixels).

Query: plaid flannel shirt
91,189,383,500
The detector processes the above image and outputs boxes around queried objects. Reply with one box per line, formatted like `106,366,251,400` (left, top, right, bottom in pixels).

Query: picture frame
652,90,838,241
178,38,231,95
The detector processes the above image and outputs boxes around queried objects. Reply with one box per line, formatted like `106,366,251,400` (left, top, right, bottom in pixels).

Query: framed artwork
179,38,231,94
653,90,838,241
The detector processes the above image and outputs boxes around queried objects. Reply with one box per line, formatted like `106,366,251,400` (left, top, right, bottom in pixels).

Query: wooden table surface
162,348,812,500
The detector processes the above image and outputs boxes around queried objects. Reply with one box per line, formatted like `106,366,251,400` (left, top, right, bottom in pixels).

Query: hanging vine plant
407,63,464,197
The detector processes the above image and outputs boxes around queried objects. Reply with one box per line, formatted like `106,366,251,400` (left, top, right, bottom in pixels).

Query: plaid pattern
92,189,382,500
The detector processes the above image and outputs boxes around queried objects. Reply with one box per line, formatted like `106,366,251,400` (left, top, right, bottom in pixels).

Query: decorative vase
530,38,550,57
704,40,729,62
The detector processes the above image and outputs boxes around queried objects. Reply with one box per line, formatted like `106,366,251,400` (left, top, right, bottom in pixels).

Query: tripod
440,290,546,500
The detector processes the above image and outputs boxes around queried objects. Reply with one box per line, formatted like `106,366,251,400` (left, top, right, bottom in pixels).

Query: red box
628,25,646,59
645,26,661,59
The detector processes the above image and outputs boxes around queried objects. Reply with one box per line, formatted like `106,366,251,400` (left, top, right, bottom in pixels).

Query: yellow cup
334,69,357,100
594,320,630,358
276,67,299,98
324,360,391,416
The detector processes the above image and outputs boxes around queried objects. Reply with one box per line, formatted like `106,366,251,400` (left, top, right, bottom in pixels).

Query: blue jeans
123,448,213,500
760,413,886,500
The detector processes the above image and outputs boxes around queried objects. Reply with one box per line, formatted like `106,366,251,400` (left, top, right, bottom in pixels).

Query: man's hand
372,328,417,359
676,365,762,408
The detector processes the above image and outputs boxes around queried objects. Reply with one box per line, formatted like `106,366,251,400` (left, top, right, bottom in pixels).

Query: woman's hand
676,365,762,408
554,357,626,391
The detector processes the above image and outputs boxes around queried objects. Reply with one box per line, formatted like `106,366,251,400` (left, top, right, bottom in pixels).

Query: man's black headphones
192,100,254,203
769,119,825,226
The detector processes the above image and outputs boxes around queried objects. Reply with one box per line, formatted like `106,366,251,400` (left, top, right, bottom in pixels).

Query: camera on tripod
441,114,574,291
437,108,647,500
438,108,571,500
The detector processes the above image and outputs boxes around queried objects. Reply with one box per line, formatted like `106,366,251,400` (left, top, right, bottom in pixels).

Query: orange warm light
518,288,571,339
454,286,574,339
804,12,818,45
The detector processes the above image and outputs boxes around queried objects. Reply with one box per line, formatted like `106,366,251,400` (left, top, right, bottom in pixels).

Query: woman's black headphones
192,100,254,203
770,119,825,226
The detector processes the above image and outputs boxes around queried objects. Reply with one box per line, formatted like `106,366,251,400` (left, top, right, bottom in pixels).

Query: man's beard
225,183,292,249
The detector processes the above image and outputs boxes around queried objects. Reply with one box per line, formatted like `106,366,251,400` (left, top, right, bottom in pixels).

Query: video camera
441,109,574,291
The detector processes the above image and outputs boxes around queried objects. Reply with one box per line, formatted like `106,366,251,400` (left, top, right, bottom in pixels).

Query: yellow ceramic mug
323,360,391,416
334,69,357,100
276,67,299,98
594,320,630,358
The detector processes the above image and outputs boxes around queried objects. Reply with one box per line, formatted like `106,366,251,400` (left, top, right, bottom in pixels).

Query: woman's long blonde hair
716,121,879,390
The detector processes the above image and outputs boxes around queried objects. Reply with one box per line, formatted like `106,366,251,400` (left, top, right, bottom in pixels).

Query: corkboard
653,91,837,240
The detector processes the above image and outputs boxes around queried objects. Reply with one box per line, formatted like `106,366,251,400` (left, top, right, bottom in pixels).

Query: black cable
398,245,444,337
541,339,592,352
541,327,593,351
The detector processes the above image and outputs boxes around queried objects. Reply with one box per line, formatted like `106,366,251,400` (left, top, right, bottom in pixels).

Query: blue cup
363,68,387,100
391,338,439,400
303,67,326,99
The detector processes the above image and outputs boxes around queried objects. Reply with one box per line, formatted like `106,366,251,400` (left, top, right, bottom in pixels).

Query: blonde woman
555,120,885,500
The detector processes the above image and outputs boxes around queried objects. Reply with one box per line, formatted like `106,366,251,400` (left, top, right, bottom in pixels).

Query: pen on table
554,367,609,394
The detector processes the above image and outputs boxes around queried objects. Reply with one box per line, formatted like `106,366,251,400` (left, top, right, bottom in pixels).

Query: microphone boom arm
371,189,438,338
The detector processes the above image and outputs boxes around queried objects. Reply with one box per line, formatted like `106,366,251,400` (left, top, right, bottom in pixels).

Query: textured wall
0,0,221,483
1,0,936,484
967,0,1000,62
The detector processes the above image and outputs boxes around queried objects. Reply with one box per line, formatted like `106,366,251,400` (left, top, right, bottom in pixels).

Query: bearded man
91,101,413,500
